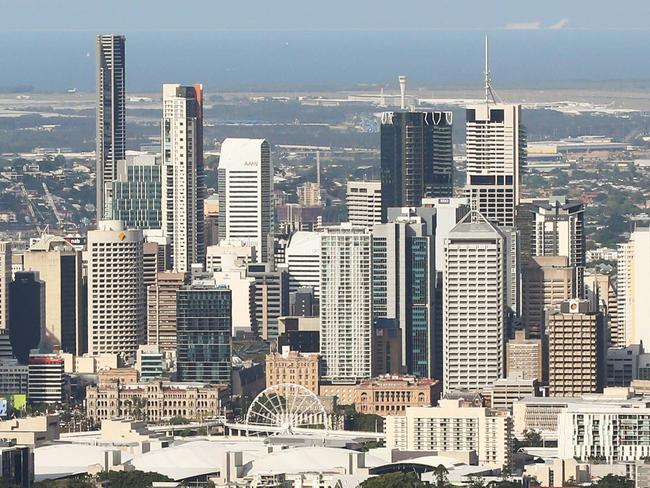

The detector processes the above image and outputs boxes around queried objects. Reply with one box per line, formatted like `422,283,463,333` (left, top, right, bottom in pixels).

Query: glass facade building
112,157,162,229
176,283,232,385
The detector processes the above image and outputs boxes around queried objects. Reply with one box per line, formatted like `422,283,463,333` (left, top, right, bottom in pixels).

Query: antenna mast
484,35,497,103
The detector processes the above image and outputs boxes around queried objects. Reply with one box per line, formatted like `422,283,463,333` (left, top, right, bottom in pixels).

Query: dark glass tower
176,283,231,385
380,111,453,221
112,157,162,229
9,272,44,364
96,34,126,221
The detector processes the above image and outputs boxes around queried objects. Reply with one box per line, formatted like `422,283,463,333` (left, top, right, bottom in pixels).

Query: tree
360,472,430,487
522,429,543,447
595,474,633,488
468,474,487,488
432,464,449,488
97,470,172,488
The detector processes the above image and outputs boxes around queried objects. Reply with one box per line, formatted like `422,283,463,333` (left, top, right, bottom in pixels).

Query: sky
1,0,650,32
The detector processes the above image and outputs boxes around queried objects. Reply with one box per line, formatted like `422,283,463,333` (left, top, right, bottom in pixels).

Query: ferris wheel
245,383,329,436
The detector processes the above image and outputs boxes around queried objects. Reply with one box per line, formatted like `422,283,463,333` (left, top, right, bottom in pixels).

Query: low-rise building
352,375,439,416
607,344,642,387
0,415,59,447
0,440,32,487
385,399,513,469
0,359,28,395
86,381,229,423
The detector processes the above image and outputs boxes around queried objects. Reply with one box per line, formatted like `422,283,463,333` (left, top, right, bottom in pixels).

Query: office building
289,287,318,317
161,83,205,272
86,381,228,422
218,138,272,263
276,203,322,234
28,353,64,404
518,196,585,295
266,348,320,395
443,212,506,393
285,231,321,298
247,263,288,341
176,281,232,385
96,34,126,220
9,272,44,364
0,242,10,330
346,181,381,228
320,224,372,384
548,300,606,397
385,399,513,469
372,320,403,376
606,344,642,387
213,258,256,336
204,193,220,247
23,236,84,355
506,330,543,382
585,273,620,347
465,104,526,227
372,214,435,378
277,316,320,353
380,110,453,220
147,271,187,356
489,373,538,411
0,359,28,396
136,345,164,381
521,256,575,338
111,155,162,229
87,221,145,361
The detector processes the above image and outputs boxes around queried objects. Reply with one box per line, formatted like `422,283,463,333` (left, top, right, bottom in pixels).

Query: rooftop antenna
399,75,406,110
484,35,498,104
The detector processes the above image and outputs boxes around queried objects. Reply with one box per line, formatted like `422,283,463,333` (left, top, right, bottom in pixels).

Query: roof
34,444,134,482
286,231,321,256
245,446,384,476
128,439,267,481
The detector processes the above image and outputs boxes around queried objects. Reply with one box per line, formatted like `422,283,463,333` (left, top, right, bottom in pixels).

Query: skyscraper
617,227,650,346
147,271,187,356
465,103,526,227
443,212,506,393
320,224,373,384
176,281,232,385
373,213,436,378
218,138,273,263
247,263,288,341
161,83,205,272
96,34,126,220
9,272,44,364
285,231,321,298
518,196,585,296
112,155,162,229
0,241,11,330
347,180,382,228
23,236,84,355
87,221,145,361
548,300,606,397
380,111,453,220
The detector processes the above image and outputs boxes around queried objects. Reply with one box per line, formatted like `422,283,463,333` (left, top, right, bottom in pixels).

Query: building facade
548,300,606,397
506,330,543,382
385,399,513,468
96,34,126,220
147,271,187,356
9,272,44,364
443,213,506,393
247,263,288,341
320,224,372,384
465,103,526,227
346,181,382,228
218,138,272,263
28,353,64,404
285,231,321,299
265,349,320,395
86,381,228,422
380,111,453,220
176,281,232,385
112,155,162,229
161,83,205,272
23,235,84,354
87,221,145,361
0,242,10,330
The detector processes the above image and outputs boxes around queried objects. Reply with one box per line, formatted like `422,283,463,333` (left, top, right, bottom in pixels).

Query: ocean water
0,30,649,92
